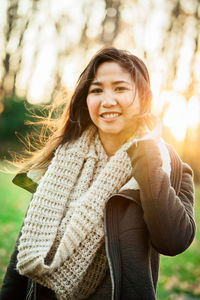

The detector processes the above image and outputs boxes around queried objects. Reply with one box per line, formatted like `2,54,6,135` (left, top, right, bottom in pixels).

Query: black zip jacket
0,140,196,300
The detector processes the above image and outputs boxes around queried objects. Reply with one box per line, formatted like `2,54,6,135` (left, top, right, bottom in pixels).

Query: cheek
123,97,141,118
129,95,140,113
119,90,135,107
122,97,133,107
86,97,99,119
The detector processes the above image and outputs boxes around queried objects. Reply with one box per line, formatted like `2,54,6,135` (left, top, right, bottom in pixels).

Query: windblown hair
14,47,152,173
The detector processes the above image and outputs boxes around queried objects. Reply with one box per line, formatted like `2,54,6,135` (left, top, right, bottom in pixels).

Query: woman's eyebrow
90,80,131,86
90,81,102,86
112,80,131,85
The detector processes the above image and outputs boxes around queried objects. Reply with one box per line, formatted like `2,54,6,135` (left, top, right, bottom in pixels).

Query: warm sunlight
187,96,200,128
27,48,56,104
163,94,200,141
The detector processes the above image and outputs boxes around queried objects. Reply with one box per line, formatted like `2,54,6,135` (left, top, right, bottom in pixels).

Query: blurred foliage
0,96,29,140
0,0,200,102
0,95,48,159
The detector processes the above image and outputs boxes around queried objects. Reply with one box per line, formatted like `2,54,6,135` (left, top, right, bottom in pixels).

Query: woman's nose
101,92,117,107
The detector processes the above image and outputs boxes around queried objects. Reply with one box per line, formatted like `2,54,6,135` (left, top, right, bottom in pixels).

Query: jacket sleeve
0,232,29,300
128,140,196,256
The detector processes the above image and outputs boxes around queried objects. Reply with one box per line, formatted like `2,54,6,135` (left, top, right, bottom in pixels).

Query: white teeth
101,113,120,118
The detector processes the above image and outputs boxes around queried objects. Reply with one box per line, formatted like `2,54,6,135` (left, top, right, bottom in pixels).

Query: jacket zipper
25,280,34,300
104,192,138,300
104,211,115,300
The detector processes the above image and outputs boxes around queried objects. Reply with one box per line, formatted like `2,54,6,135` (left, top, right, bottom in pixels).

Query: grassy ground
0,171,31,284
157,184,200,300
0,171,200,299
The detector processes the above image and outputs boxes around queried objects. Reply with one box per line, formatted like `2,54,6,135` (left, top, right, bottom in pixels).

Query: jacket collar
12,173,38,194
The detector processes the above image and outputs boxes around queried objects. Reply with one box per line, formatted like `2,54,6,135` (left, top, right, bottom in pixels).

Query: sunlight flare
163,93,200,141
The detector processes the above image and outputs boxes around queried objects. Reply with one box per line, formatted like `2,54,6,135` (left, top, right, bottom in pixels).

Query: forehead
94,61,132,81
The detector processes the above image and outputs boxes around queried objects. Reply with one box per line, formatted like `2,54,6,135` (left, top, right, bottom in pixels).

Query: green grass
0,172,200,299
0,171,31,284
156,184,200,300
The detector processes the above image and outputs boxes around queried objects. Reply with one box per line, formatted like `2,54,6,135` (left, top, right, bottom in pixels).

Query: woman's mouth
100,112,121,119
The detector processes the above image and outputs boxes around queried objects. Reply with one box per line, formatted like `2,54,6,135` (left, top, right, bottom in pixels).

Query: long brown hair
13,47,152,173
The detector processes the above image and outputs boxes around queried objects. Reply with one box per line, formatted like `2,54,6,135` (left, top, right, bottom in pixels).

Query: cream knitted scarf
17,125,171,299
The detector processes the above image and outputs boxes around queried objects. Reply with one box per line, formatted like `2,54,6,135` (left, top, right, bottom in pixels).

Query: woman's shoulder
164,142,193,192
165,142,193,174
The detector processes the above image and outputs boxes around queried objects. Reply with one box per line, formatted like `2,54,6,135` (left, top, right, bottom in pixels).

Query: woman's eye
115,86,127,92
89,88,103,94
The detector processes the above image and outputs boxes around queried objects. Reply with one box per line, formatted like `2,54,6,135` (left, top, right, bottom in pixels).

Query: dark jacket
0,140,196,300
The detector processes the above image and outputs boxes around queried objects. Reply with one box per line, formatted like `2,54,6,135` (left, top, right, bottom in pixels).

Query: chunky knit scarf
17,125,171,299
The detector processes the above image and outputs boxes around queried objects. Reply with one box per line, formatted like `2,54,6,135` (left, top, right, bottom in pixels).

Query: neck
99,131,129,156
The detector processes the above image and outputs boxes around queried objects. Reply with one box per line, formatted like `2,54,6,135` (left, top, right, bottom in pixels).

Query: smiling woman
0,47,196,300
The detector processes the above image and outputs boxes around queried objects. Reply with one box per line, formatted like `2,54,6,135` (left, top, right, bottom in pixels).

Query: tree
0,0,199,104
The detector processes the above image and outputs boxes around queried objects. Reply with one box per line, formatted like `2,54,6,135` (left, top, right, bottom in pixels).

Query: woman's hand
127,113,161,160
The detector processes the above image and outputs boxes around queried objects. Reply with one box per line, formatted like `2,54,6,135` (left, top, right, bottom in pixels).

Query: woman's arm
0,232,30,300
128,140,195,256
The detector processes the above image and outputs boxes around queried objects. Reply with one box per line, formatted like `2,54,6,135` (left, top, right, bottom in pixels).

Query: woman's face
86,61,140,141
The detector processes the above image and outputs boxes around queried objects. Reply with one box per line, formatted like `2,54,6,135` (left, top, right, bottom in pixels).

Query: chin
99,127,122,136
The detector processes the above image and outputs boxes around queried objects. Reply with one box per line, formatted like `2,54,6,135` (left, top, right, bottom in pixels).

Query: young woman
0,47,196,300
